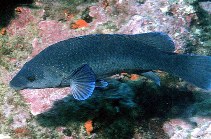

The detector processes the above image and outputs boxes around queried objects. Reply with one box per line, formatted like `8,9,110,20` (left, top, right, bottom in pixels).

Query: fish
10,32,211,100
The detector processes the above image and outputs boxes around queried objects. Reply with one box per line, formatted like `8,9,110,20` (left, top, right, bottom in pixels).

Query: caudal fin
163,53,211,90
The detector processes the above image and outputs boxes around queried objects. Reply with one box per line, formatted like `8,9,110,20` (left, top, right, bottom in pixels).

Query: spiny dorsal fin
132,32,175,52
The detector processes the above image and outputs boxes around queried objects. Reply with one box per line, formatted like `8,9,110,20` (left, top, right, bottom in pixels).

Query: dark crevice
0,0,34,28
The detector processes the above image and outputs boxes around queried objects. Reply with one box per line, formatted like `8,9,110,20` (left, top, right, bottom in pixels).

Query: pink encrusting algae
7,7,39,36
20,88,70,115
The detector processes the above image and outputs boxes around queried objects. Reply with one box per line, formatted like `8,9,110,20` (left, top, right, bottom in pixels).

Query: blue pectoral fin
95,79,108,88
70,64,96,100
142,71,160,86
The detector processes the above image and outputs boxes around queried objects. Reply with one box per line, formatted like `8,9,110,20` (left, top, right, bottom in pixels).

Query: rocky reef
0,0,210,138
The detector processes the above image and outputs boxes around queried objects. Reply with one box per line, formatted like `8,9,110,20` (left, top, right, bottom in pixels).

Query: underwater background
0,0,211,138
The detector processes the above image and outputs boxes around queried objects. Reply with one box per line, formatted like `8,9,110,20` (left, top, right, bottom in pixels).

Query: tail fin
163,53,211,90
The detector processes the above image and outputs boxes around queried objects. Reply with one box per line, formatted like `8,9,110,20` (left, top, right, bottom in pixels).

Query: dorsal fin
132,32,175,52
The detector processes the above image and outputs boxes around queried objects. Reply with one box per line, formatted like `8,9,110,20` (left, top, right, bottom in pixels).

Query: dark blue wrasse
10,32,211,100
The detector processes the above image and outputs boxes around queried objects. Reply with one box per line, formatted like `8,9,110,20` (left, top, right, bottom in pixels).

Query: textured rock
20,88,70,115
199,2,211,14
163,117,211,138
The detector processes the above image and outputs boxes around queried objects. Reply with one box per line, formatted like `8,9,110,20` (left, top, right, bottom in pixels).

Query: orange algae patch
130,74,139,81
63,10,74,21
102,0,109,8
84,120,93,135
0,28,6,35
14,127,29,137
71,19,89,29
15,7,23,14
120,73,139,80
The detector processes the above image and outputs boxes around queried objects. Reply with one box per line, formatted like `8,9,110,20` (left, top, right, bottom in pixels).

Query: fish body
10,32,211,100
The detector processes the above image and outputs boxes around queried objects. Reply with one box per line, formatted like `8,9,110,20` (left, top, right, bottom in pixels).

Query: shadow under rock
0,0,34,28
36,78,196,138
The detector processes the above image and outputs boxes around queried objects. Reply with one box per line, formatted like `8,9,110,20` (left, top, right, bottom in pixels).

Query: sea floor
0,0,211,138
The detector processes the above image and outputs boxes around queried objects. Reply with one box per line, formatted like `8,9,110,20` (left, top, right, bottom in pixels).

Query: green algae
101,118,134,139
0,34,31,70
40,0,98,21
0,84,15,135
185,1,211,55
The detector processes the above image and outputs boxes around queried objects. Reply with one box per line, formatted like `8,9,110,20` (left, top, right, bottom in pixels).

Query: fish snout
9,77,26,90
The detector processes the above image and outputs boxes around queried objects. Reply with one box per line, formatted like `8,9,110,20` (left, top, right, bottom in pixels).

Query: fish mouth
9,79,26,90
9,83,25,90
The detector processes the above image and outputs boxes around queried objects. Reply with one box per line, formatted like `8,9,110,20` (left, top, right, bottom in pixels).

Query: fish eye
27,76,36,82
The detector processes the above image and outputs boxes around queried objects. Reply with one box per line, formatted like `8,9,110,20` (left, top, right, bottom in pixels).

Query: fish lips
9,77,27,90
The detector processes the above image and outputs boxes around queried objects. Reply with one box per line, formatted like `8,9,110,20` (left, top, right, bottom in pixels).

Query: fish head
10,62,61,90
